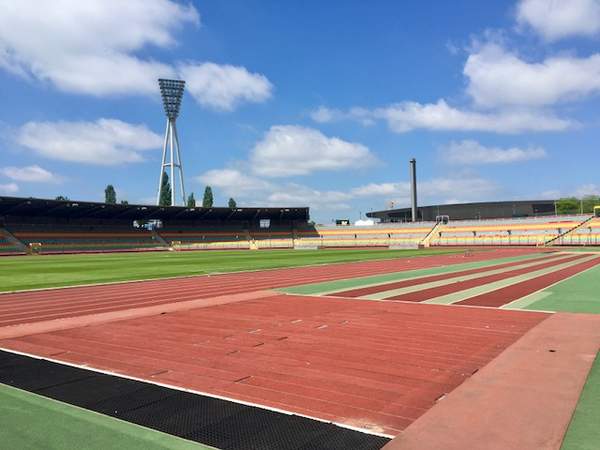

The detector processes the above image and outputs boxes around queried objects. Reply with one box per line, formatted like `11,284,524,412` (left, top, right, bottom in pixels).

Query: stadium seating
7,225,163,254
429,215,591,247
3,213,597,257
560,218,600,246
0,234,25,255
298,223,436,248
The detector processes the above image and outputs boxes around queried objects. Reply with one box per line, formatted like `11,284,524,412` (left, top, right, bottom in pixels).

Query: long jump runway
1,248,598,448
0,294,547,436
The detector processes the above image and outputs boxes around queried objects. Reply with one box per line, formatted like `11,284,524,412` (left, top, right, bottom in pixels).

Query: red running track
382,254,587,302
330,253,562,298
0,249,542,328
0,294,548,436
456,255,600,307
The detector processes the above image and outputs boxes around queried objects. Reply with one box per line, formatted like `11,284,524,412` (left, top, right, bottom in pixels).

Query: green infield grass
0,247,460,292
0,384,211,450
561,352,600,450
518,263,600,314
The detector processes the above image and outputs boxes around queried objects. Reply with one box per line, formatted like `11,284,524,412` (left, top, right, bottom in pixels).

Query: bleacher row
1,215,598,255
430,216,600,247
0,235,23,255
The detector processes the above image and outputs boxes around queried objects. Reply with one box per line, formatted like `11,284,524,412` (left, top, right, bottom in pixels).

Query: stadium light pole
156,79,186,206
410,158,418,222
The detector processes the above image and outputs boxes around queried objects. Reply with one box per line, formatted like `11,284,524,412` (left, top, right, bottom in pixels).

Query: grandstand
429,215,594,247
1,195,598,255
0,196,308,254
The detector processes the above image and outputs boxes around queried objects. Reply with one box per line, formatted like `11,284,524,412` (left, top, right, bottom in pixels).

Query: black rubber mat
0,350,390,450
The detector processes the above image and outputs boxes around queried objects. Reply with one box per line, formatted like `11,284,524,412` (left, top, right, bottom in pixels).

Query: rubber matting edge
0,350,389,450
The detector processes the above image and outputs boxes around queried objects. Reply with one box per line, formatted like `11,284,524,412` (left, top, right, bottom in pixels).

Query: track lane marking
286,252,554,296
359,254,572,300
422,255,598,305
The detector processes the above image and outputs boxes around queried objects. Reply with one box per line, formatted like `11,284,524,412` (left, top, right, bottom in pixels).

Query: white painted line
0,346,394,439
501,256,600,310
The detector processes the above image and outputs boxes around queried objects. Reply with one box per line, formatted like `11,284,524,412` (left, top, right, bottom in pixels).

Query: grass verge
0,383,211,450
0,248,460,292
561,352,600,450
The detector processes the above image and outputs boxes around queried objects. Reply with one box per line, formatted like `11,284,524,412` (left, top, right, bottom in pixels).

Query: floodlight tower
156,79,186,206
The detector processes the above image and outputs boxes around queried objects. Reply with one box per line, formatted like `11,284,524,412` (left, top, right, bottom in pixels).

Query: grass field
522,264,600,314
562,352,600,450
0,384,211,450
0,248,460,292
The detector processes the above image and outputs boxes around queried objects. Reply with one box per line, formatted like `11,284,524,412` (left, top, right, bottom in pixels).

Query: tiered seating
561,218,600,246
0,234,25,255
249,226,295,249
430,215,589,247
297,223,435,248
159,225,250,250
8,224,163,254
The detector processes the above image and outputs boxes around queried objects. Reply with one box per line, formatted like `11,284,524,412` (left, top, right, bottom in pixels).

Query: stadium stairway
0,227,28,254
151,229,170,248
544,215,594,247
420,221,443,248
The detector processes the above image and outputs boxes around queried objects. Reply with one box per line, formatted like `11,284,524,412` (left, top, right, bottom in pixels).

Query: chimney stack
410,158,417,222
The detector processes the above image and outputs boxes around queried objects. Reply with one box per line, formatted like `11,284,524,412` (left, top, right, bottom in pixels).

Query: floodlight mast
156,79,186,206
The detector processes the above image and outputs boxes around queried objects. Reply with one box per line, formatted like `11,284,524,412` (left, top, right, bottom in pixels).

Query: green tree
120,200,129,205
159,172,172,206
187,192,196,207
555,197,579,215
202,186,213,208
228,197,237,208
104,184,117,204
55,196,69,201
581,195,600,214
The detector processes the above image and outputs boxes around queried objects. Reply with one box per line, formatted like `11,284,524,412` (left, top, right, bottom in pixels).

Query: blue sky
0,0,599,223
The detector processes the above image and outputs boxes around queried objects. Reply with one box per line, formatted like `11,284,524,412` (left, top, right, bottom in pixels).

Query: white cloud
465,43,600,108
350,182,407,197
310,106,374,126
374,100,572,133
179,62,273,111
0,182,18,194
575,183,600,196
516,0,600,41
266,184,353,210
196,168,352,210
16,119,163,165
249,125,377,177
197,166,498,211
198,168,273,194
310,106,337,123
0,165,61,183
312,100,572,133
350,177,498,204
0,0,198,96
442,140,547,165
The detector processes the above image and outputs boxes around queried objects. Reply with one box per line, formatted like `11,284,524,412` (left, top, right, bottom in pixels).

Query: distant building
367,200,556,223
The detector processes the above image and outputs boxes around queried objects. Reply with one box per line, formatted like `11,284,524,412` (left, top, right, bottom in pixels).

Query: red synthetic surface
0,294,548,436
456,255,600,307
382,254,587,302
330,253,562,298
0,249,541,328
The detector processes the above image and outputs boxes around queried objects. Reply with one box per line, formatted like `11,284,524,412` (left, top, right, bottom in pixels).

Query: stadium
1,2,600,450
2,181,600,450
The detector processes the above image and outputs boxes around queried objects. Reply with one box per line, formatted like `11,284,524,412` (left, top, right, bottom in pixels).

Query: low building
367,200,556,223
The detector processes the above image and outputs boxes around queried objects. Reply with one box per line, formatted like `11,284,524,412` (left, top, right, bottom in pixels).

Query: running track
0,249,543,328
0,247,585,437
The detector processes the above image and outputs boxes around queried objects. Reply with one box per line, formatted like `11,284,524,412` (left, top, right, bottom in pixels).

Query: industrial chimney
410,158,417,222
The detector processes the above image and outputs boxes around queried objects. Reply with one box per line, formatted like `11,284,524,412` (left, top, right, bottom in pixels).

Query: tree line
555,195,600,215
158,172,236,207
87,174,238,208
